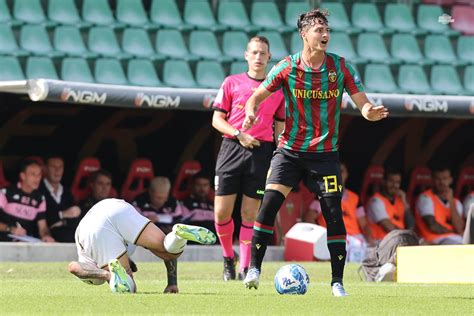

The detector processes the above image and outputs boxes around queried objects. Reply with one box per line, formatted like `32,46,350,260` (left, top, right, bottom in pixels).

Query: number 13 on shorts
323,175,342,193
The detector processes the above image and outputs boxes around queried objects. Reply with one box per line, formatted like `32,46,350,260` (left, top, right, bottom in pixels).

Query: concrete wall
0,242,284,262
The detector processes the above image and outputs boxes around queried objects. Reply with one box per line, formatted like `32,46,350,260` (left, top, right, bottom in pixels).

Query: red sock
239,221,254,271
215,219,234,258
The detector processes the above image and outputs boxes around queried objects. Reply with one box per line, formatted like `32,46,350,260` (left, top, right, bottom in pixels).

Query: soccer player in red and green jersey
242,9,389,297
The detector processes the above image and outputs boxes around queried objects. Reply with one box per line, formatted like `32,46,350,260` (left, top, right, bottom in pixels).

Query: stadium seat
230,61,247,75
189,30,232,62
357,33,399,64
251,1,293,33
320,2,360,34
54,26,98,59
184,0,226,32
195,61,226,89
384,4,426,35
398,65,433,94
451,5,474,35
13,0,54,26
150,0,192,31
285,2,310,28
0,25,28,57
19,25,64,58
364,64,400,93
407,166,432,211
391,34,432,66
0,0,21,27
162,60,197,88
218,1,259,33
422,0,455,4
127,59,162,87
94,58,128,85
61,57,95,83
88,26,132,60
289,32,303,54
352,3,393,34
116,0,156,29
257,31,289,61
328,32,366,64
71,157,101,203
424,34,463,65
455,166,474,200
48,0,90,28
0,160,9,189
172,160,202,200
464,65,474,95
122,28,164,61
155,29,198,62
82,0,123,28
25,56,59,79
120,158,155,202
360,165,384,206
430,65,464,95
417,4,459,36
0,56,25,80
222,31,248,61
457,36,474,64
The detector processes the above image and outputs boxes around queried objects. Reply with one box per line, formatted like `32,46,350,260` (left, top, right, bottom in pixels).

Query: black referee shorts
266,148,343,198
215,138,273,199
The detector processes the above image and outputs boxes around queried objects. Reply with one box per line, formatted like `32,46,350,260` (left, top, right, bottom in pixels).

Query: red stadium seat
71,157,101,203
422,0,455,5
0,161,10,188
451,5,474,35
407,166,432,211
172,160,201,200
455,166,474,200
360,165,384,206
120,158,155,202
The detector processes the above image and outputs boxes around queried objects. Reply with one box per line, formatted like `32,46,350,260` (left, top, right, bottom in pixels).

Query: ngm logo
404,98,448,113
134,93,180,108
61,88,107,104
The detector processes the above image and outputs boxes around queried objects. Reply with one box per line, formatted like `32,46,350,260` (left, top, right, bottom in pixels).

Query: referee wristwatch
232,129,241,138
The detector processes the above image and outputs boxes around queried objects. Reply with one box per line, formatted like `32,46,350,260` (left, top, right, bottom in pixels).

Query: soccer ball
274,264,310,295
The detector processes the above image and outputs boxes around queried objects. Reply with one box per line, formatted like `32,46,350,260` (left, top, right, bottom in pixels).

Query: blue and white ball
274,264,310,295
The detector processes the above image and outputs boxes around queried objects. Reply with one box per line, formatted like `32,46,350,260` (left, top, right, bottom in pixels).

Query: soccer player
241,9,389,296
212,36,285,281
68,198,216,293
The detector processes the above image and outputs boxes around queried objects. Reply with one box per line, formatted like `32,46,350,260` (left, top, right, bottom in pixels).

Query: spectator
415,166,464,245
79,169,113,214
463,191,474,219
308,162,375,261
39,155,81,242
181,172,215,235
367,168,412,243
132,176,184,293
0,159,54,242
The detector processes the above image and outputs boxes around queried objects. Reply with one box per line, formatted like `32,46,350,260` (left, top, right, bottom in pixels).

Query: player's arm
350,92,389,122
446,189,465,234
212,111,260,149
243,85,273,130
37,219,55,242
378,218,397,233
422,215,451,234
274,120,284,144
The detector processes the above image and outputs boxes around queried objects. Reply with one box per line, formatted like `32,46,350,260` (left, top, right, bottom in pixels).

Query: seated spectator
367,168,413,243
79,169,113,214
0,159,54,242
463,191,474,220
308,162,375,261
40,155,81,242
415,166,465,245
181,172,215,235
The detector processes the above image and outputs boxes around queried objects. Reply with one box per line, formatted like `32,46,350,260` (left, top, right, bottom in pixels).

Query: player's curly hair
297,8,329,32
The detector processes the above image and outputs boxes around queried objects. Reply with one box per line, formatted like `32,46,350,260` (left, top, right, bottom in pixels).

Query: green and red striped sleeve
341,58,364,95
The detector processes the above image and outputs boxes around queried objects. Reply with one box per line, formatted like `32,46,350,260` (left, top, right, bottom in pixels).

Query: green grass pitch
0,262,472,315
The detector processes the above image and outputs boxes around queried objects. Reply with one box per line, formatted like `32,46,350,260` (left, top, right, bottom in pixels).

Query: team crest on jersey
328,70,337,83
297,71,304,79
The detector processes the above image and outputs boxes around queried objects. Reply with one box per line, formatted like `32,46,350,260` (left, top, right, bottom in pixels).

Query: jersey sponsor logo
61,88,107,104
328,70,337,83
134,93,180,108
292,88,340,100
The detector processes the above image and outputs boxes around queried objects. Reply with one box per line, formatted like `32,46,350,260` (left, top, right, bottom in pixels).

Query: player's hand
237,132,260,149
62,206,81,218
11,226,27,236
42,235,55,243
164,284,179,294
446,188,454,201
362,103,389,121
242,112,257,130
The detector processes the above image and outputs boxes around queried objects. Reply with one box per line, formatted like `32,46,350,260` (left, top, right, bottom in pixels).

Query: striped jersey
262,52,364,153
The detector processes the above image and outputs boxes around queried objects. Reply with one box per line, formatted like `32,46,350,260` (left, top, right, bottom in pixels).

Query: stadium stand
364,64,400,93
94,58,128,85
120,158,155,202
195,60,226,89
384,3,427,35
285,2,310,28
230,61,248,75
127,58,162,87
88,26,131,60
189,30,232,62
251,1,294,33
0,25,28,57
398,64,433,94
13,0,54,26
430,64,465,95
391,34,432,66
20,24,64,58
222,31,249,61
162,59,197,88
352,3,394,35
82,0,122,28
184,0,226,32
172,160,202,200
464,66,474,95
451,5,474,35
121,28,164,61
417,4,459,36
0,0,21,27
357,33,400,65
257,31,289,60
25,56,59,80
218,1,259,33
48,0,90,28
54,26,98,59
60,57,94,83
321,2,360,34
0,56,25,80
150,0,192,31
116,0,157,30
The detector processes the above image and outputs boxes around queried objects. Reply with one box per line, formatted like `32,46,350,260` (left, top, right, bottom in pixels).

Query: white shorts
75,198,150,268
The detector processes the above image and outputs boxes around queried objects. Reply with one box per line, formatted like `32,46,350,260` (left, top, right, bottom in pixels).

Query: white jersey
75,198,150,268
